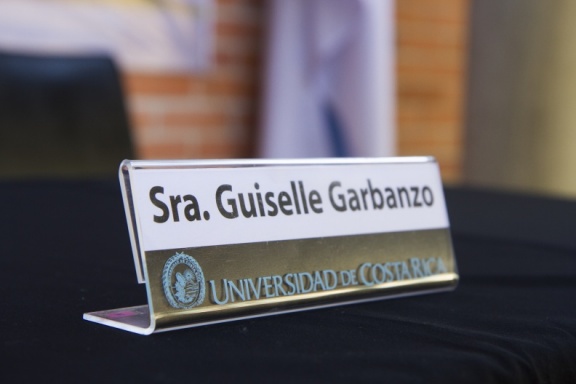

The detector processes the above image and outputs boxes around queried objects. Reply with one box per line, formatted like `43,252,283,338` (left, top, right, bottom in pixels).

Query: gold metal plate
148,229,457,330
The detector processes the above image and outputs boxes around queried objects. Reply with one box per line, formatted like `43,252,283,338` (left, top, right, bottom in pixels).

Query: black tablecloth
2,180,576,383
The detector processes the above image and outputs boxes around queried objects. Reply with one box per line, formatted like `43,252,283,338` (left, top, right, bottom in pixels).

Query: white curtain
259,0,395,158
0,0,213,73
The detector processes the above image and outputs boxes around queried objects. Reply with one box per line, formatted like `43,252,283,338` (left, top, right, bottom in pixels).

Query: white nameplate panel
84,158,458,334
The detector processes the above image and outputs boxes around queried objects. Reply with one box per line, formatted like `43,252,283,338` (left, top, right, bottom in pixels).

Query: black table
2,180,576,383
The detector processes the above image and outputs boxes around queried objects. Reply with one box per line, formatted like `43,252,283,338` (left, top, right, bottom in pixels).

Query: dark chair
0,52,134,178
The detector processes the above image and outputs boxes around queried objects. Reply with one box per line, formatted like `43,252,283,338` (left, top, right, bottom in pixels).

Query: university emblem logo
162,252,206,309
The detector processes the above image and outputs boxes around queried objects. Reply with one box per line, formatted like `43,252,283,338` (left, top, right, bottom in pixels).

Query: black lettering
360,188,369,210
411,186,422,207
385,187,398,208
309,190,323,213
183,195,201,221
216,184,238,219
150,186,170,223
265,192,278,216
397,187,410,208
170,195,182,222
239,193,257,218
290,181,301,215
255,183,266,217
278,192,293,215
298,181,309,214
328,181,347,212
422,186,434,206
368,179,384,209
348,189,361,211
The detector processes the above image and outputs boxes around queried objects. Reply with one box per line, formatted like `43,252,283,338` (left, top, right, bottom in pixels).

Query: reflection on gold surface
145,229,457,329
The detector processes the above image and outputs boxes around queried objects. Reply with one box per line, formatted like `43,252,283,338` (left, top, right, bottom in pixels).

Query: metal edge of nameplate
83,305,154,335
82,238,159,334
119,162,146,284
123,156,437,171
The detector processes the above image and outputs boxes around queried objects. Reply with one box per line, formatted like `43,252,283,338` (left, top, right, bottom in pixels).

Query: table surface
2,179,576,383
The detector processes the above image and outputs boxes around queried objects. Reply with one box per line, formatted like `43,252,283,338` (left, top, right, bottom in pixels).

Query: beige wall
123,0,263,160
396,0,469,183
536,0,576,196
465,0,576,197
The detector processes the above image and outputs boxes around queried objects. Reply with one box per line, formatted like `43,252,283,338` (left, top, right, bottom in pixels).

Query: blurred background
0,0,574,198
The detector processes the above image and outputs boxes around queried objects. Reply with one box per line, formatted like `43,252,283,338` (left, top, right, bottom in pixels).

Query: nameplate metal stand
84,158,458,334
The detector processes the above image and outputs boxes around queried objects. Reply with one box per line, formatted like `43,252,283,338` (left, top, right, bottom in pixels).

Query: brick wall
123,0,469,182
396,0,469,182
123,0,263,160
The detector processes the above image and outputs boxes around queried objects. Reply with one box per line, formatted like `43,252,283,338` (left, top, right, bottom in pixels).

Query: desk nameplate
84,158,458,334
